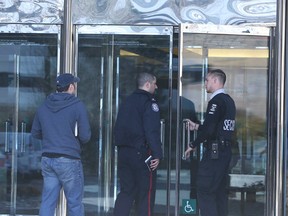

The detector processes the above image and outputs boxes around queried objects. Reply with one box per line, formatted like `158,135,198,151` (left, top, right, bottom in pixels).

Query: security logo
223,119,235,131
152,103,159,112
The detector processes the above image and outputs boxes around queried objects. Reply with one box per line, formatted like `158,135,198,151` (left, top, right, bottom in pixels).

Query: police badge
151,103,159,112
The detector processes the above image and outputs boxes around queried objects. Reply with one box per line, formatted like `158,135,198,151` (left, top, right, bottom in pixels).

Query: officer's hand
184,146,195,159
186,119,198,131
150,158,160,171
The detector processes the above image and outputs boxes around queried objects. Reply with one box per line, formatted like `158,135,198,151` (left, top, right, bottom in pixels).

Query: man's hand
184,146,196,159
186,119,199,131
150,158,160,171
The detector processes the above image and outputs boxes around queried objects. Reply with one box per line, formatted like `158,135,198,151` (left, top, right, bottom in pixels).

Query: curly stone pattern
0,0,276,25
72,0,276,25
0,0,63,23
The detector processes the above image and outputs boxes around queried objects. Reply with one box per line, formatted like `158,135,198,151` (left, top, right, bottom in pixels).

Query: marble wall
0,0,63,23
0,0,277,25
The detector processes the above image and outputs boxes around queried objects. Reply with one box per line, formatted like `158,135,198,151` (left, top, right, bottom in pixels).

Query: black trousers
114,146,157,216
196,146,231,216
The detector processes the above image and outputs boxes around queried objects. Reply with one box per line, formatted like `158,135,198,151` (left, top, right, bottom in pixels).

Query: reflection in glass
0,33,58,214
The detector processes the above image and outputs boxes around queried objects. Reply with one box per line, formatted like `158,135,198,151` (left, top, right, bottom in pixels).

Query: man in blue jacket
31,73,91,216
113,72,163,216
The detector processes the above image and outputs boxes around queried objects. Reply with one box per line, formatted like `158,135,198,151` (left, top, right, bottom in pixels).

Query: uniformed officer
113,72,163,216
184,69,236,216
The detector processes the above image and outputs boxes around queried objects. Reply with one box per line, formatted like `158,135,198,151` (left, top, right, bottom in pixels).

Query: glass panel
0,34,58,215
180,32,269,216
77,33,171,216
0,44,17,215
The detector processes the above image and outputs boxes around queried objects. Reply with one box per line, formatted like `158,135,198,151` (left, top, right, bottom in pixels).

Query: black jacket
114,89,163,159
191,92,236,148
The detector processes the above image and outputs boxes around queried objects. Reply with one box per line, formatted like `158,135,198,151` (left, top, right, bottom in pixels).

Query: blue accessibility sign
181,199,196,214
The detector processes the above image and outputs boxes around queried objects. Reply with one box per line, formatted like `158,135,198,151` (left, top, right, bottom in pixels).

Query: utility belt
204,139,231,149
117,143,149,150
117,143,150,160
203,139,231,159
117,143,149,156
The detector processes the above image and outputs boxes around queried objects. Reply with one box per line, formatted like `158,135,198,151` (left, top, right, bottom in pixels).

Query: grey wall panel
0,0,63,23
72,0,276,25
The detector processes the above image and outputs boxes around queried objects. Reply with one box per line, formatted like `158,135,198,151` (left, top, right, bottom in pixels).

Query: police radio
211,143,219,159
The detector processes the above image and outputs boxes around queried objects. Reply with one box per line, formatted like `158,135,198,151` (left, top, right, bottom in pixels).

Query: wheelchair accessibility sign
181,199,196,214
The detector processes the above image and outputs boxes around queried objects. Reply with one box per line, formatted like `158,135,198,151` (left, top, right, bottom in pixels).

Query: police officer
184,69,236,216
113,72,163,216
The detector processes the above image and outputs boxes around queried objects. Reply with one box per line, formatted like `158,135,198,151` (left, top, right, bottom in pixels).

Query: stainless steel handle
160,119,165,158
74,122,78,137
5,121,9,152
20,121,26,152
182,119,191,160
55,188,67,216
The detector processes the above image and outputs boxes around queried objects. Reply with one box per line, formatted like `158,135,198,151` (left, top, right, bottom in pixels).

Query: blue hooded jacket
31,92,91,159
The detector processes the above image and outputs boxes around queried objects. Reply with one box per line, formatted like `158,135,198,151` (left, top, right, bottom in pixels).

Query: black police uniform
113,89,163,216
189,91,236,216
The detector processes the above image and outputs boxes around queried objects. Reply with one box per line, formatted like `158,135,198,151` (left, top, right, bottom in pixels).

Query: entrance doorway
0,25,60,215
0,23,271,216
177,24,270,216
75,25,173,215
75,24,271,216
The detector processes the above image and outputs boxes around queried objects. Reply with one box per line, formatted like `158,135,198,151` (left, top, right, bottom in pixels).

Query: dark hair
136,72,156,88
56,85,70,92
208,69,226,85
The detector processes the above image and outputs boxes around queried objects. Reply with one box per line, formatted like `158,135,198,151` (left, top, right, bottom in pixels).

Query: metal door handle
74,122,78,137
182,119,190,160
20,121,26,152
5,121,10,152
160,119,165,158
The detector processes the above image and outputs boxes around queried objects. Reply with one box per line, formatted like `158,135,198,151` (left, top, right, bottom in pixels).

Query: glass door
0,27,60,215
75,25,173,216
177,24,270,216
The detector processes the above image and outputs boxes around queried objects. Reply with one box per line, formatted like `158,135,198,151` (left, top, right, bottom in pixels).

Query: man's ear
144,81,150,89
67,83,74,93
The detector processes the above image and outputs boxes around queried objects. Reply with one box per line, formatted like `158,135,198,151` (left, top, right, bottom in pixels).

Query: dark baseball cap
56,73,80,87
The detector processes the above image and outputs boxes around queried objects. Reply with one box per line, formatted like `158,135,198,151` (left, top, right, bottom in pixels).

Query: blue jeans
39,157,84,216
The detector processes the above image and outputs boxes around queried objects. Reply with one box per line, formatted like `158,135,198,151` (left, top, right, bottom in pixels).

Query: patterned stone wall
0,0,63,23
72,0,276,25
0,0,277,25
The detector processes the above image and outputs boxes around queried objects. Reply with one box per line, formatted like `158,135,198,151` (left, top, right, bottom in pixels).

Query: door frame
177,23,272,215
74,25,174,214
0,24,61,215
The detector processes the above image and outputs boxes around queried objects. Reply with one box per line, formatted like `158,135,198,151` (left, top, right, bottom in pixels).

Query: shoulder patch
208,104,217,114
151,103,159,112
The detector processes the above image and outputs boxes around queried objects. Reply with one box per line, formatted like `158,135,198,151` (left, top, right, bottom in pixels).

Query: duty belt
219,139,231,147
204,140,231,149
